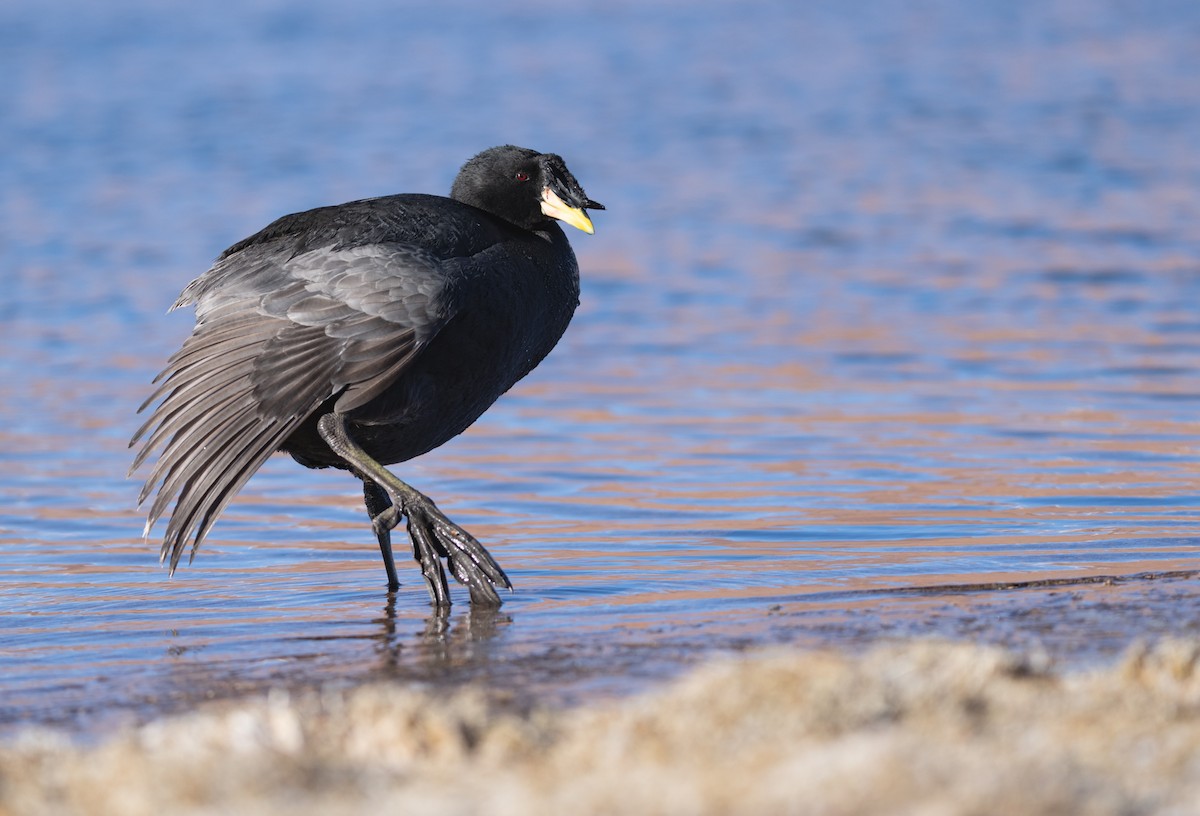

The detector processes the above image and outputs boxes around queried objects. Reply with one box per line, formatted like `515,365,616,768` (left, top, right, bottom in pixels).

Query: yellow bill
541,187,595,234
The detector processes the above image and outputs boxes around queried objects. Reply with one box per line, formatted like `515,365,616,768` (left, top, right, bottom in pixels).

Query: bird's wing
131,242,456,573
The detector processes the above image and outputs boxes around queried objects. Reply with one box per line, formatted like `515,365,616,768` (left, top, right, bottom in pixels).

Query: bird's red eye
515,171,529,182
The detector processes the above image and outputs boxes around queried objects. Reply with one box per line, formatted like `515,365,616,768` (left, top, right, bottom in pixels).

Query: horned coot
131,145,603,607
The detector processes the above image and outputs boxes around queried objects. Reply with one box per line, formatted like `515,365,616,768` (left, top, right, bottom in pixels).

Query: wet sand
6,637,1200,815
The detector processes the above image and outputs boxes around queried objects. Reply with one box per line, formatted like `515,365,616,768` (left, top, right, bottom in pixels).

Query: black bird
130,145,603,607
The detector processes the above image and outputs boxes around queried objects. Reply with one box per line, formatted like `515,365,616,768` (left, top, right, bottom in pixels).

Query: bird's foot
322,415,511,606
374,495,511,608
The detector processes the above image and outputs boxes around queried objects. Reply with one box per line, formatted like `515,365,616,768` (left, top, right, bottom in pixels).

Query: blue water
3,0,1200,733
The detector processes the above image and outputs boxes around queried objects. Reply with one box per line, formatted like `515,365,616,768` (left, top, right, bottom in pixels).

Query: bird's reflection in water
372,592,513,681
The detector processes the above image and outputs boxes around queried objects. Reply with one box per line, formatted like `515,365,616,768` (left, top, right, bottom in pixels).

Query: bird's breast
332,250,579,466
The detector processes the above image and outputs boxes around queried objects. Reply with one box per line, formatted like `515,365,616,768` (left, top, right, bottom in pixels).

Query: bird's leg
318,413,511,607
362,479,400,592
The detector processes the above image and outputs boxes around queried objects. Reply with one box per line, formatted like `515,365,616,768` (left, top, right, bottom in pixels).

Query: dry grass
5,640,1200,815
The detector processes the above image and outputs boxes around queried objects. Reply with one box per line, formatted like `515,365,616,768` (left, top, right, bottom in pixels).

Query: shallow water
3,0,1200,734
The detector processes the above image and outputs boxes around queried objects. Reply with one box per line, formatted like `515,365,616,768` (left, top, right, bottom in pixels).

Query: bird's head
451,145,604,234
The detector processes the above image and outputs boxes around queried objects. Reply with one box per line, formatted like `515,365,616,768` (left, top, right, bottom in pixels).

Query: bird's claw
382,498,510,608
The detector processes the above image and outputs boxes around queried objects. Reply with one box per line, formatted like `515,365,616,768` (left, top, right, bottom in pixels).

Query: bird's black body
132,146,602,606
220,194,583,469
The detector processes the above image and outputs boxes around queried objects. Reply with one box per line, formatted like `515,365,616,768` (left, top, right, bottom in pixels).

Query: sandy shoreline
5,638,1200,815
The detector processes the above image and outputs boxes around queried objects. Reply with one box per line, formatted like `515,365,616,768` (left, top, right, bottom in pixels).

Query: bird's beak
541,186,596,235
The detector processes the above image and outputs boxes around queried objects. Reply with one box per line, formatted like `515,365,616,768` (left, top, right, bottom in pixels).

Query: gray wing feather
132,242,453,572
